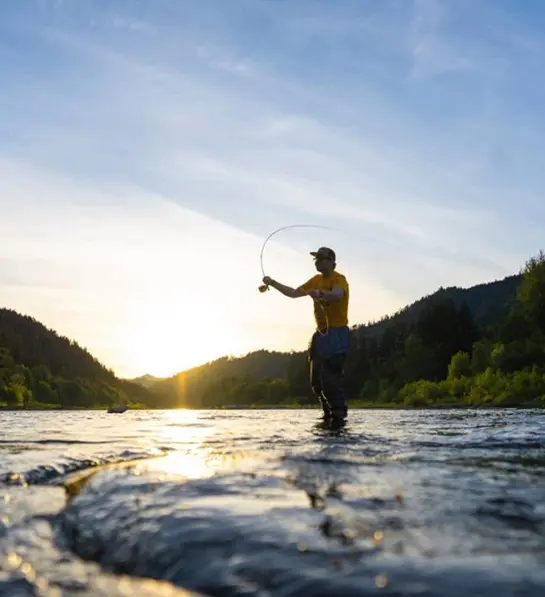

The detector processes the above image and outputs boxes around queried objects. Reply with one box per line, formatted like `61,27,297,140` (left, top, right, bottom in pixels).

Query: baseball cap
310,246,336,261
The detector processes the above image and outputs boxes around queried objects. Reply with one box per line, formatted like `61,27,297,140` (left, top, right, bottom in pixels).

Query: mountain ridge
0,307,156,408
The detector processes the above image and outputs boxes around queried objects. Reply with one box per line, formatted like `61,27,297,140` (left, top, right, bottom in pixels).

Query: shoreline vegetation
1,399,543,411
1,401,543,411
1,251,545,411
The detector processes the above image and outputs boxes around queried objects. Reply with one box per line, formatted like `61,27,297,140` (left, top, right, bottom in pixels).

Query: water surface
1,409,544,596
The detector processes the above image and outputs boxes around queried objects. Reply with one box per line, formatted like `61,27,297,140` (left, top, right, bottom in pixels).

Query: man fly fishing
262,246,350,426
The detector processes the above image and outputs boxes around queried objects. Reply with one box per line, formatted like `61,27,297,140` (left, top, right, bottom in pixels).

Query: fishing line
257,223,338,336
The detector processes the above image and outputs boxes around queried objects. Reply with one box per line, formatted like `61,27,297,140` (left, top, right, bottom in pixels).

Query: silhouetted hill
0,308,156,408
354,273,522,339
129,374,165,389
145,350,294,408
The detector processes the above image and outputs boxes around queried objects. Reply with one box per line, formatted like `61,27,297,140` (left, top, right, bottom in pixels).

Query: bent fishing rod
258,224,336,292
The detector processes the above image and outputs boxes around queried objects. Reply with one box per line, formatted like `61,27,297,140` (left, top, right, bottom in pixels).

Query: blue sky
2,0,545,378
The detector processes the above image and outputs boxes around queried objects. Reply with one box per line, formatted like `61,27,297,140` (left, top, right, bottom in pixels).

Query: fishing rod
258,224,336,292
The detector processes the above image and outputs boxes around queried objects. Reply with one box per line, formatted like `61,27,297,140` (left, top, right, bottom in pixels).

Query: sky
2,0,545,379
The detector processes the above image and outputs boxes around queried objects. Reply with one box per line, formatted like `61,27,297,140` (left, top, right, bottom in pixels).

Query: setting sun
122,296,249,377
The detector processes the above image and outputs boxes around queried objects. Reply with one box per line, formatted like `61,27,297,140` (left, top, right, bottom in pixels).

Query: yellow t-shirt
300,270,349,331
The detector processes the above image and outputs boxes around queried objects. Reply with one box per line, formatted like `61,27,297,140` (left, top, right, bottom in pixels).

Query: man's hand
260,277,306,298
308,287,344,302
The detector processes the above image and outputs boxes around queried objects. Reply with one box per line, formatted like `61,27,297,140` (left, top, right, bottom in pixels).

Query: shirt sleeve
298,275,319,292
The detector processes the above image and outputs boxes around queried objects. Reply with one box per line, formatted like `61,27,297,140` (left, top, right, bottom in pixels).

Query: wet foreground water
1,408,544,596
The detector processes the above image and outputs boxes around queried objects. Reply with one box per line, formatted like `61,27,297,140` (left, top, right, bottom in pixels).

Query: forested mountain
130,374,165,389
142,350,297,408
0,309,155,408
140,267,539,408
2,256,543,410
358,273,521,338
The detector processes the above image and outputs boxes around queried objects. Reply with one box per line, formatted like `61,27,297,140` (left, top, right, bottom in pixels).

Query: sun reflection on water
138,410,218,479
127,410,270,480
145,450,216,479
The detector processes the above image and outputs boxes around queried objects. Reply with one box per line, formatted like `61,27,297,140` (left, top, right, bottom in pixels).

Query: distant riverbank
2,401,544,411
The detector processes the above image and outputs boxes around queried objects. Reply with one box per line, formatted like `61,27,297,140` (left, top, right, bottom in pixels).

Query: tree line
0,309,153,408
2,251,545,409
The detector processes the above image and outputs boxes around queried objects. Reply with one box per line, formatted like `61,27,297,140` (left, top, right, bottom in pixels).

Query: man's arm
267,279,308,298
262,276,312,298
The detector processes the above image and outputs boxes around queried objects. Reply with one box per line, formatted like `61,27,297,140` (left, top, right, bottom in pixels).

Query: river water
1,408,544,597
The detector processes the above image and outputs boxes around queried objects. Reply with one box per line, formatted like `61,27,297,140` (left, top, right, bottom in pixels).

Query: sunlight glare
150,450,217,479
142,410,218,479
134,411,265,480
122,295,247,377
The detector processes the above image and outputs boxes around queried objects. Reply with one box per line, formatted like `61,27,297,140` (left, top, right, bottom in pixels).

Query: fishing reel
258,284,269,293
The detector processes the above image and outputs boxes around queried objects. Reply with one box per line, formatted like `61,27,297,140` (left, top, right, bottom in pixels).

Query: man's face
314,256,332,272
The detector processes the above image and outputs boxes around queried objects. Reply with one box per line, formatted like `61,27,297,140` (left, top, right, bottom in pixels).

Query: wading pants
309,327,349,421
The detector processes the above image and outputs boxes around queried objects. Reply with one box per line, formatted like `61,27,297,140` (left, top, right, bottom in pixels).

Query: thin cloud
111,17,157,35
408,0,476,78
